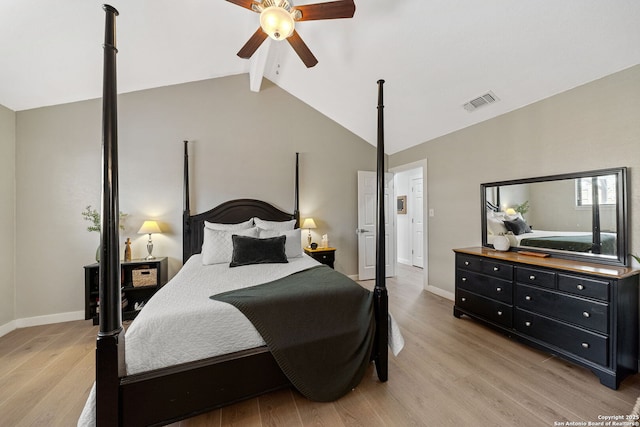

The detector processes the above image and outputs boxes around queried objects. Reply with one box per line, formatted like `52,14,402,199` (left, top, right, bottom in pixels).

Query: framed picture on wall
397,195,407,214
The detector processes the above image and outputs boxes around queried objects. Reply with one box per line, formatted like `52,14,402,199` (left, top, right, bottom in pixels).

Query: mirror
481,167,628,266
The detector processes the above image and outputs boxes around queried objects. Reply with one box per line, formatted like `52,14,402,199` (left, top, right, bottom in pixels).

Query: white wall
390,64,640,296
12,75,377,325
0,104,16,329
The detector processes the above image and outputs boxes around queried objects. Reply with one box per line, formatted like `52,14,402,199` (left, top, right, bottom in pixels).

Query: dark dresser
453,247,639,389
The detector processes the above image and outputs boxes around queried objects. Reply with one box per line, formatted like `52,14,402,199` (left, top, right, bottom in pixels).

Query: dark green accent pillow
230,235,288,267
503,218,532,235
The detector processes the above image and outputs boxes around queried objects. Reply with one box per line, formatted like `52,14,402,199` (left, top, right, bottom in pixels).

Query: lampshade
260,3,295,40
301,218,317,229
505,208,517,216
138,220,161,235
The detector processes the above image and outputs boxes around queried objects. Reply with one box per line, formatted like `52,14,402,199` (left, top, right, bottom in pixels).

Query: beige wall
14,75,376,322
0,104,16,328
390,64,640,296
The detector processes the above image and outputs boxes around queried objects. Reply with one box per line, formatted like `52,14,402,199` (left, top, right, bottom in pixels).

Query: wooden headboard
182,143,300,263
183,199,298,263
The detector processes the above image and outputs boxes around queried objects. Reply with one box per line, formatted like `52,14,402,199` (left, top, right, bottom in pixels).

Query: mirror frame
481,167,628,267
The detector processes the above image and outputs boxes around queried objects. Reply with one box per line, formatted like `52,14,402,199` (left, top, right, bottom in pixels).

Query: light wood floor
1,263,639,426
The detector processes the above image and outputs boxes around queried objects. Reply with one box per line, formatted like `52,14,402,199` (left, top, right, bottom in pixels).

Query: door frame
389,159,428,291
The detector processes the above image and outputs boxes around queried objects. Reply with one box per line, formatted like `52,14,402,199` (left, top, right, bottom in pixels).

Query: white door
357,171,395,280
411,177,424,267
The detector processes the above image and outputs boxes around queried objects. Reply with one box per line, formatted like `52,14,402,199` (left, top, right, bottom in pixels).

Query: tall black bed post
96,4,124,426
183,140,191,263
294,152,300,224
375,79,389,382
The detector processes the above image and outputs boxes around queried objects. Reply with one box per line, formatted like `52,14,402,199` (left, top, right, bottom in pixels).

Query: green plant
632,254,640,265
82,205,126,232
515,200,530,215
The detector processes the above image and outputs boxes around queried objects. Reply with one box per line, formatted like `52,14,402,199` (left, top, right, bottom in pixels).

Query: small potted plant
82,205,127,261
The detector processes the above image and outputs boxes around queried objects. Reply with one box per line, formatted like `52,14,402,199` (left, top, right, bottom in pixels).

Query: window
576,175,617,206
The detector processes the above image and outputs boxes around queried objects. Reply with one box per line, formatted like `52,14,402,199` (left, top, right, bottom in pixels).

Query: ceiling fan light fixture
260,4,295,40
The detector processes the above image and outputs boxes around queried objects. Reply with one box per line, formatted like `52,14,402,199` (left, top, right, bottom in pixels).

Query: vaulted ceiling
1,0,639,154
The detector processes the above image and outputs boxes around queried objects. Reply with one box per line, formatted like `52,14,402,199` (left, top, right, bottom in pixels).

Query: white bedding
79,254,404,426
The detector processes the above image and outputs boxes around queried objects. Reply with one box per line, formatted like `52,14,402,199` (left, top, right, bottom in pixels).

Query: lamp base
146,238,155,260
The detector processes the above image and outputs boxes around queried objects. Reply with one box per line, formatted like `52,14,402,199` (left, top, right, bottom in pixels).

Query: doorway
394,167,424,267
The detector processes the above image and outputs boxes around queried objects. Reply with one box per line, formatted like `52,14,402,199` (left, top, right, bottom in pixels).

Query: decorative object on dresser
304,246,336,268
453,247,639,389
301,217,317,247
138,220,161,260
84,257,168,325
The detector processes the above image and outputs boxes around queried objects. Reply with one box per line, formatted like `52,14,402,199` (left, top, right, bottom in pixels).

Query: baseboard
424,285,454,301
14,310,85,329
0,320,17,338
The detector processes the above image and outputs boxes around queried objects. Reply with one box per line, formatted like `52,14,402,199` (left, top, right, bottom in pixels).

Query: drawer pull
524,321,531,327
497,311,503,316
583,311,590,318
576,284,585,290
464,261,470,266
461,277,467,282
493,266,499,271
525,295,532,301
496,287,502,292
529,275,536,280
582,342,590,349
461,297,466,302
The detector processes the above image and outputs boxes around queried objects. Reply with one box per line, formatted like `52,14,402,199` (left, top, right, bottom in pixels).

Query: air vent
463,91,499,112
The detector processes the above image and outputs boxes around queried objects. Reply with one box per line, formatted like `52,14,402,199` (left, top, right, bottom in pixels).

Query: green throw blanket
210,265,375,402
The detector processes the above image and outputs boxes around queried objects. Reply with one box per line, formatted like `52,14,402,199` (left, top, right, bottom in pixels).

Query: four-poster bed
88,5,393,426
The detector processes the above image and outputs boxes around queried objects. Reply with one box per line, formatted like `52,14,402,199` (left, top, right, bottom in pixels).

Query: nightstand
304,247,336,269
84,257,168,325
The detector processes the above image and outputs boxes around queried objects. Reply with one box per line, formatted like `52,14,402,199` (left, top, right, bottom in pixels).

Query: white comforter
79,254,404,426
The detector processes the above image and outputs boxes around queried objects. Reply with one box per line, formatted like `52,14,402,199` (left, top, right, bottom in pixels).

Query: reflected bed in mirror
481,167,628,266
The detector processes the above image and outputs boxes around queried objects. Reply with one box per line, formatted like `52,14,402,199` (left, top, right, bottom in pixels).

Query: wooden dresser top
454,247,640,279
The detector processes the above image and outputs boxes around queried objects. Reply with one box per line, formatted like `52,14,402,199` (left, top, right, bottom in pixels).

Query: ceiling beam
249,38,272,92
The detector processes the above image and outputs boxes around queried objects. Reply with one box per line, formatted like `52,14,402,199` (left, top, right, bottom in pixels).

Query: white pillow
258,228,302,258
204,218,253,231
487,216,508,235
202,227,258,265
253,217,296,231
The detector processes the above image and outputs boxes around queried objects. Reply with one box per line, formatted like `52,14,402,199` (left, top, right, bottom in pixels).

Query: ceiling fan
225,0,356,68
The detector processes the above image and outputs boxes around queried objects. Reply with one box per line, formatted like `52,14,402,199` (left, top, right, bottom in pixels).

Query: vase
493,235,510,252
96,244,101,262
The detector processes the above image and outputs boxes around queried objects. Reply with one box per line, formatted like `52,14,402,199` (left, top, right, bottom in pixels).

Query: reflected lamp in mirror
505,208,517,216
138,220,162,260
301,218,317,248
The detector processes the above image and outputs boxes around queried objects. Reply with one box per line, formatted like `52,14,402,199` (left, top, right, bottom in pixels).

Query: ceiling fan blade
295,0,355,21
237,28,268,59
225,0,258,11
287,30,318,68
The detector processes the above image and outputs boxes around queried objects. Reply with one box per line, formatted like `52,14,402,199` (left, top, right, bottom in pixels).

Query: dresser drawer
481,260,513,281
456,255,482,273
515,309,608,366
457,289,512,328
516,266,555,289
558,274,609,301
515,284,608,334
457,270,512,304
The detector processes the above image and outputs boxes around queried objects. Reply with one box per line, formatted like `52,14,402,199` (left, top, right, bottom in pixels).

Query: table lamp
138,220,161,260
301,218,317,248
